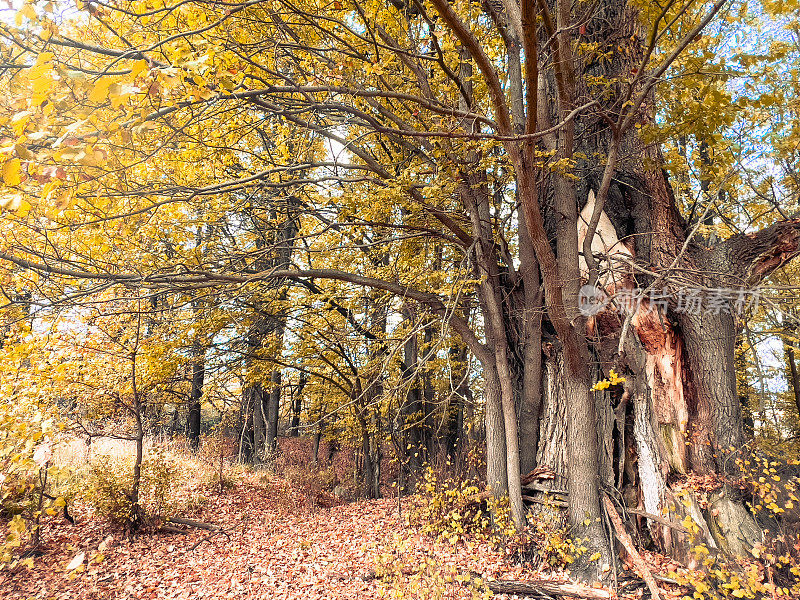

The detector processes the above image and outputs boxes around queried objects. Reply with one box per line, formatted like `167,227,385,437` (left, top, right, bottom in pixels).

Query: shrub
0,397,63,568
281,463,339,508
668,453,800,599
410,466,583,569
374,533,492,600
80,446,183,527
527,497,584,569
271,437,343,507
409,466,490,545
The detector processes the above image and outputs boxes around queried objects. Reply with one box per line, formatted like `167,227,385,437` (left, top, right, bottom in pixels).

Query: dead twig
602,495,662,600
165,516,221,531
189,528,229,551
478,577,612,599
624,508,690,533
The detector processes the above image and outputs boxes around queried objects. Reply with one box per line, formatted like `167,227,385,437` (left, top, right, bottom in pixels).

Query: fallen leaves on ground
0,472,684,600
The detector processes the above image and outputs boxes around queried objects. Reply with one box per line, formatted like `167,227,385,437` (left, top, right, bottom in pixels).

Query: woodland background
4,0,800,598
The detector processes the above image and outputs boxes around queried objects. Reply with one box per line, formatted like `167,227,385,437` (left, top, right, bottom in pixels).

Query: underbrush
0,397,65,569
270,438,342,508
374,533,491,600
668,453,800,599
376,463,581,600
408,466,584,571
77,447,183,526
20,434,236,536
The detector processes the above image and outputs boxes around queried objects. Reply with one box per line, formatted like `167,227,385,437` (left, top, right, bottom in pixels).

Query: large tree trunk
514,0,793,566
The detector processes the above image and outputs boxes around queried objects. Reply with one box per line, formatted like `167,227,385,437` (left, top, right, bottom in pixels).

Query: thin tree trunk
423,320,436,461
518,214,543,474
311,415,323,464
446,341,469,460
484,365,509,498
402,306,425,474
187,337,205,451
266,367,281,453
289,370,307,437
240,194,299,462
785,325,800,418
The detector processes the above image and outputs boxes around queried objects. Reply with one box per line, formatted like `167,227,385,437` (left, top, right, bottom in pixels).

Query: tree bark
401,306,426,474
517,215,543,475
187,336,205,451
785,325,800,418
289,370,307,437
239,195,300,462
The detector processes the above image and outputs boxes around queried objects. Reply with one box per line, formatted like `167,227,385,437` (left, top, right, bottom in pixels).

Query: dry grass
52,434,228,472
48,433,237,520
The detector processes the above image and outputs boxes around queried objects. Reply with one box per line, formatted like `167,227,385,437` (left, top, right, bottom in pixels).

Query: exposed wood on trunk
464,466,557,505
624,509,689,533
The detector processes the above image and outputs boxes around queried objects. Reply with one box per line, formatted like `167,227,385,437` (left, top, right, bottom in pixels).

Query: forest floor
0,468,688,600
0,435,692,600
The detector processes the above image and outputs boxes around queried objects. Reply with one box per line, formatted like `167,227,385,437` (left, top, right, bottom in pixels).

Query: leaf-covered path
1,473,541,600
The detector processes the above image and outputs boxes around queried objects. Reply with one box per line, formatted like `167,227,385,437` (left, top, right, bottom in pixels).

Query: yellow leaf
32,74,54,105
89,78,113,103
15,144,33,160
3,158,22,186
15,199,31,217
108,83,124,108
130,59,149,80
15,4,37,26
11,112,30,137
36,51,54,65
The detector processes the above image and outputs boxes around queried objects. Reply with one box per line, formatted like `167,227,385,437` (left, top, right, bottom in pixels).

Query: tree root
164,516,222,532
159,525,190,535
189,528,229,551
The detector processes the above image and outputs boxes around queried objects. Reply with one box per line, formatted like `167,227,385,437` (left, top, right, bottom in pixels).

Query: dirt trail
1,474,523,600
